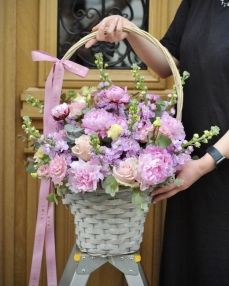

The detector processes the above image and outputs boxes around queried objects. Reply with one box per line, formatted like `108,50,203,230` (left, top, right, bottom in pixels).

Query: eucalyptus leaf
26,164,36,173
141,202,149,212
64,124,75,133
66,135,77,141
62,136,73,143
155,134,172,148
82,107,90,115
136,207,144,216
132,194,145,205
72,127,83,133
103,176,117,188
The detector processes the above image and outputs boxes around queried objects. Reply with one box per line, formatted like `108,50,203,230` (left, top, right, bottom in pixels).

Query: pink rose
68,96,87,119
113,157,139,187
72,135,92,161
103,85,130,104
51,103,70,121
49,155,67,185
67,160,104,193
37,164,50,179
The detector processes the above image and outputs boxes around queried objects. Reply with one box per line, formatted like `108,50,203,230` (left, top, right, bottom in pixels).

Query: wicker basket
62,26,183,257
62,189,151,256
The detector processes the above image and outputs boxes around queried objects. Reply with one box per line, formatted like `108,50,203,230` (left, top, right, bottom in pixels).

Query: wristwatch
206,146,227,166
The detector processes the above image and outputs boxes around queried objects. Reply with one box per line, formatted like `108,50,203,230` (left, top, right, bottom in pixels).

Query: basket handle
62,26,183,120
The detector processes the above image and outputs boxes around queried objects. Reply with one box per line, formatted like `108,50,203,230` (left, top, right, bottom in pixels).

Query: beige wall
0,1,181,285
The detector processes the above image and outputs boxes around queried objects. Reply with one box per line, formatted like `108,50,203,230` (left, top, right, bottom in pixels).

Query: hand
85,16,136,48
150,159,208,203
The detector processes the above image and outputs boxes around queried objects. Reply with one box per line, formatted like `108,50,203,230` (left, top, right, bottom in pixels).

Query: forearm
126,30,179,78
197,130,229,176
88,16,179,78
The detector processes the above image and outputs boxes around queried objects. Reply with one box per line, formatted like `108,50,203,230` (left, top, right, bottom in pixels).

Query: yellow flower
153,117,161,127
31,173,38,178
107,124,123,141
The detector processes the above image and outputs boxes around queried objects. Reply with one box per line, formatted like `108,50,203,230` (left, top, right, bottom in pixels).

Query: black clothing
159,1,229,285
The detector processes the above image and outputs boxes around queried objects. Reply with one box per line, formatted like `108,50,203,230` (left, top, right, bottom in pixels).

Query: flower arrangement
20,53,219,215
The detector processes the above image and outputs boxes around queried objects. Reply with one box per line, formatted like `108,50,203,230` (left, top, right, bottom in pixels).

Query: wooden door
0,0,181,285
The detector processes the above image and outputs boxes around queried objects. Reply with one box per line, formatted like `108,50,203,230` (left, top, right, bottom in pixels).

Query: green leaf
155,134,172,148
102,176,117,188
42,154,51,164
103,177,119,197
192,155,199,160
46,193,57,203
131,189,150,216
141,202,149,212
56,187,63,196
82,107,90,115
66,135,77,141
173,179,184,187
132,194,145,205
72,127,83,133
26,164,36,173
64,124,75,133
136,207,144,216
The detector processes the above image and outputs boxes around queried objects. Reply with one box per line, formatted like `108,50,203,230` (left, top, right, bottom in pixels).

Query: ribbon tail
29,179,50,286
45,189,57,286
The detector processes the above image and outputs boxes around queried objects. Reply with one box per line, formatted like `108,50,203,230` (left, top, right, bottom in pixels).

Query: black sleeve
160,0,191,60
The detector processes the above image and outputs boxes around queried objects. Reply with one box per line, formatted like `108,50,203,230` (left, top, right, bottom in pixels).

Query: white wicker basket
61,26,183,257
62,189,151,256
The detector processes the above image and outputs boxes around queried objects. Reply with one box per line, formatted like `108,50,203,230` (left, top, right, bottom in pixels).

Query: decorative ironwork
58,0,149,69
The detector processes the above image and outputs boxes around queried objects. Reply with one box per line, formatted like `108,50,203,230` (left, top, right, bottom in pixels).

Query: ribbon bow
31,50,89,134
29,51,89,286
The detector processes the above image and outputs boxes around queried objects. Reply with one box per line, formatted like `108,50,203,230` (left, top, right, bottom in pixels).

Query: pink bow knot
31,50,89,134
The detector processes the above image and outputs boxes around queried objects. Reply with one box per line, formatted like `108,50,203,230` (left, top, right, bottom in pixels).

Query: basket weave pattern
62,190,151,256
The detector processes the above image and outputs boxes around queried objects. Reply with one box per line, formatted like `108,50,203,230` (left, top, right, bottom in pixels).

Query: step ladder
58,244,149,286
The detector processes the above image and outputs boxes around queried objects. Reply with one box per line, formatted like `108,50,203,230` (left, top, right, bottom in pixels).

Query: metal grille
58,0,149,69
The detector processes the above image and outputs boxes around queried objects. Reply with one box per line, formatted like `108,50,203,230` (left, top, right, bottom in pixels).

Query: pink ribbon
29,51,89,286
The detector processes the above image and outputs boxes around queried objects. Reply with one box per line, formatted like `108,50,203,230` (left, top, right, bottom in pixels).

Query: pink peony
81,108,115,137
51,103,70,121
49,155,67,185
67,160,104,193
72,134,92,161
159,111,185,140
103,85,130,104
37,164,50,179
113,157,139,187
135,146,174,190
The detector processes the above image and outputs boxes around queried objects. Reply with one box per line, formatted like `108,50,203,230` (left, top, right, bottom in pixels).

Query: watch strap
206,146,227,165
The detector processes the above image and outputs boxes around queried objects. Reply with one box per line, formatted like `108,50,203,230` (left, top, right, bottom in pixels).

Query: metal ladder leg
58,244,149,286
58,244,90,286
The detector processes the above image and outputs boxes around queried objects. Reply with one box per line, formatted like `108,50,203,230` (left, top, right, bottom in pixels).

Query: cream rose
71,135,92,161
113,157,139,187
